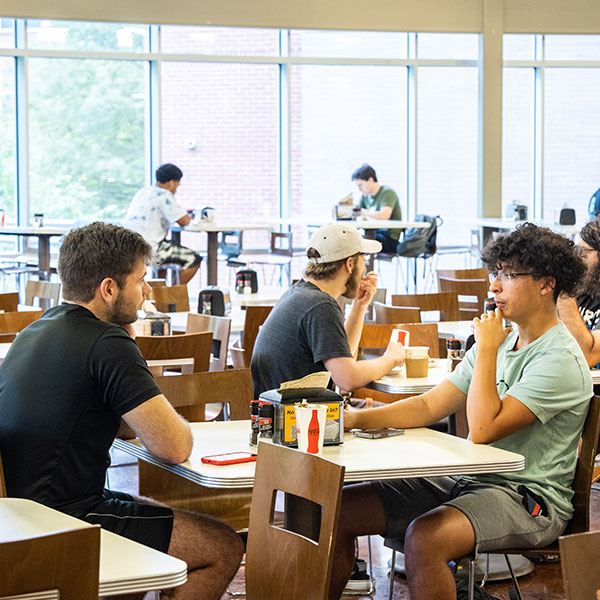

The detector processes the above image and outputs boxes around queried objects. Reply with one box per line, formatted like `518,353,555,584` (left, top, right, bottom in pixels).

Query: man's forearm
558,295,600,365
345,303,368,355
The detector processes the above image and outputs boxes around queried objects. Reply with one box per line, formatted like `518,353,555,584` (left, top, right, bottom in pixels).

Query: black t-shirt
251,280,352,397
577,293,600,331
0,304,160,515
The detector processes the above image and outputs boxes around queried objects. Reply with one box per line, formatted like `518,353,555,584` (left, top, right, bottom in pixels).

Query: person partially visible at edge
0,222,242,600
327,223,592,600
351,163,402,254
251,221,405,398
124,162,202,285
557,218,600,366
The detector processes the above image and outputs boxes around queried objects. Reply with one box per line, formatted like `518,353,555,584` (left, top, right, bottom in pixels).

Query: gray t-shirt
448,323,592,520
251,280,353,397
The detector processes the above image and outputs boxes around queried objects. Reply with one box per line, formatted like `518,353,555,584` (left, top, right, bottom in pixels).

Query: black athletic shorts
81,489,174,553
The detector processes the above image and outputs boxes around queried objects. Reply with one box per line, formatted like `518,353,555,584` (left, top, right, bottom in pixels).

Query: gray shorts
156,239,202,269
371,476,567,555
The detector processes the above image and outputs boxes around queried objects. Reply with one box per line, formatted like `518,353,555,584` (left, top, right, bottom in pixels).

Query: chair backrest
559,530,600,600
359,323,439,358
391,292,460,322
373,302,421,325
436,267,489,281
155,369,252,422
0,309,44,342
147,283,190,312
185,313,232,371
245,443,345,600
136,331,213,373
437,276,489,320
24,281,61,307
0,291,19,312
0,527,100,600
219,230,244,258
241,305,273,368
270,231,293,258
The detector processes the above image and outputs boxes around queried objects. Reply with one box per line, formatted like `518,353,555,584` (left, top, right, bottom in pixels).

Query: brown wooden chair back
437,276,489,320
246,442,345,600
0,292,19,312
559,530,600,600
239,305,273,368
373,302,421,325
0,309,44,342
147,283,190,312
391,292,460,322
0,451,6,497
436,267,489,281
0,527,100,600
24,281,61,307
359,323,439,358
186,313,232,371
155,369,252,422
270,231,293,258
136,331,212,374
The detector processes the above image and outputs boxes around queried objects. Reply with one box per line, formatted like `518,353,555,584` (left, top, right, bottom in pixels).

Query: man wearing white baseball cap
251,222,405,398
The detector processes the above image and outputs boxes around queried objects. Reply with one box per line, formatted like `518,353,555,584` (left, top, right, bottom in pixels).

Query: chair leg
504,554,524,600
468,558,476,600
388,549,396,600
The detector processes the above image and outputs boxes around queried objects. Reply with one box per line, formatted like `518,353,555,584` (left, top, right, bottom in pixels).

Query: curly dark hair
58,222,153,303
580,218,600,251
351,164,377,182
480,222,585,301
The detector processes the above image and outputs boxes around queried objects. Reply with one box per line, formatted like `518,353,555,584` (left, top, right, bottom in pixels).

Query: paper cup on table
405,346,429,378
390,329,410,346
295,403,327,455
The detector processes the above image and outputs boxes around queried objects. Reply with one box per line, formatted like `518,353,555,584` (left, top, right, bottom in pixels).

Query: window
544,34,600,61
0,58,15,219
416,33,479,60
0,18,14,48
503,34,536,60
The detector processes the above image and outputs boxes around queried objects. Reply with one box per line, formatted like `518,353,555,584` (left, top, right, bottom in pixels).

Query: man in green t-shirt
351,163,402,253
328,223,593,600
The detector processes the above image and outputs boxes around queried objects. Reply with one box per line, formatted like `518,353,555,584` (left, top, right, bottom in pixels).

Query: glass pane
290,30,408,59
544,35,600,60
290,64,407,221
503,34,535,60
543,68,600,223
417,67,478,246
160,26,280,56
502,68,534,216
28,58,147,222
0,57,15,220
27,20,149,52
417,33,479,60
0,18,15,49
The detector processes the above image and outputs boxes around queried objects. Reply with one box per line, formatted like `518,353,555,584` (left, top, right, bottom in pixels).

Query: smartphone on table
352,428,405,439
201,452,257,465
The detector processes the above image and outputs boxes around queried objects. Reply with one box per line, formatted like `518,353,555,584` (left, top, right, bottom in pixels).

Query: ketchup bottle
307,408,321,454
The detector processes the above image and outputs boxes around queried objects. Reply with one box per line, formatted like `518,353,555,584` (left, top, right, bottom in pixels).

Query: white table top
0,226,69,236
114,420,524,490
184,221,273,233
0,498,187,598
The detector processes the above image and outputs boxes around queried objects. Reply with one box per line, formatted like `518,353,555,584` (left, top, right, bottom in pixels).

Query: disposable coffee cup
405,346,429,378
295,403,327,455
390,329,410,346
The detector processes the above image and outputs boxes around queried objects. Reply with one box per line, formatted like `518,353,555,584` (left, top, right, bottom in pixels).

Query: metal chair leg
468,558,475,600
388,549,396,600
504,554,524,600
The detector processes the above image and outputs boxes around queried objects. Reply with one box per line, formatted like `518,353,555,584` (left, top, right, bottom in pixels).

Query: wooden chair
245,442,345,600
147,283,190,312
134,370,254,531
391,291,460,322
136,331,212,375
437,276,489,320
359,323,439,358
186,313,232,371
559,530,600,600
373,302,421,325
0,309,44,342
0,291,19,312
0,527,101,600
230,304,273,369
24,280,61,308
436,267,489,281
236,231,294,286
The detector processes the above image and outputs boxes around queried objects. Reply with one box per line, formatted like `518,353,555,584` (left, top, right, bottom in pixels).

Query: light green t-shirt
359,186,402,240
447,323,592,520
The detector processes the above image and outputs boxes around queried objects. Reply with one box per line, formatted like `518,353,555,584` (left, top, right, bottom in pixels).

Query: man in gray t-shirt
251,222,405,397
328,223,592,600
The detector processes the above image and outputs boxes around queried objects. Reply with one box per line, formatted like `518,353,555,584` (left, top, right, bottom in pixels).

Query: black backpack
395,214,442,258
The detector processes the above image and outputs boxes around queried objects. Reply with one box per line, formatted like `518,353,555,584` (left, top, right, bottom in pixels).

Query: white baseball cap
307,222,382,264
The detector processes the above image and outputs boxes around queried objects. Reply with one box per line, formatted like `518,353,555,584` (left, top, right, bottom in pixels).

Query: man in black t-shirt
558,218,600,366
251,222,405,397
0,222,242,600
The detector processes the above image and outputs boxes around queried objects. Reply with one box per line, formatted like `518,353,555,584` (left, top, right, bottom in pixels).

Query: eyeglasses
489,271,536,283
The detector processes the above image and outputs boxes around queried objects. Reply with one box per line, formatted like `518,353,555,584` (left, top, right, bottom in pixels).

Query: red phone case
201,452,257,465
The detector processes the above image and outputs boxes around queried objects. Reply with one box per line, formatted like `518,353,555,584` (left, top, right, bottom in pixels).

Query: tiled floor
108,454,600,600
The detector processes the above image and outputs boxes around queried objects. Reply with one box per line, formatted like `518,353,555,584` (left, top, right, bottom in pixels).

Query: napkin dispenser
258,387,344,447
198,287,231,316
235,269,258,294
